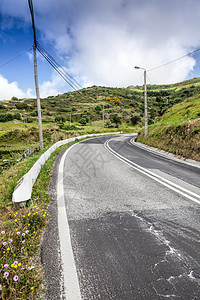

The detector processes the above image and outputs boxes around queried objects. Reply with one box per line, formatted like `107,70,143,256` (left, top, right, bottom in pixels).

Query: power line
146,74,153,84
0,48,33,69
37,43,83,90
36,43,83,91
147,47,200,72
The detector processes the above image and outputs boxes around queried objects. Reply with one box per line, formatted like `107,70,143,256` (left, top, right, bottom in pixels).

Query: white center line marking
105,139,200,205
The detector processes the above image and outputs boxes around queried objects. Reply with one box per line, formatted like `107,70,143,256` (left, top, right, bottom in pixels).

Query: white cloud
1,0,200,92
0,74,33,100
39,71,68,98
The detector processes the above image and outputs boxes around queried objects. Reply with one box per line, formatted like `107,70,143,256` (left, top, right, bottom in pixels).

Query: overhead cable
37,43,83,90
0,48,33,69
37,43,83,91
148,47,200,72
28,0,37,45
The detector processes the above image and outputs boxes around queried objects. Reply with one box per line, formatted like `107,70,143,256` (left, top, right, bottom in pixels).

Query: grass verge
0,138,85,299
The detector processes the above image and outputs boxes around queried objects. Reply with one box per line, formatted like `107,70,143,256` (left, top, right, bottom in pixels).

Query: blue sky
0,0,200,100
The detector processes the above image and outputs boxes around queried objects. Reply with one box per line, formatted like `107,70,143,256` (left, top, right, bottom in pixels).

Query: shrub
79,117,87,125
0,113,13,122
130,115,141,125
58,108,70,113
95,105,102,113
13,113,21,121
15,103,29,110
0,104,5,110
109,114,122,126
54,115,66,123
81,115,89,122
30,110,38,117
49,100,56,105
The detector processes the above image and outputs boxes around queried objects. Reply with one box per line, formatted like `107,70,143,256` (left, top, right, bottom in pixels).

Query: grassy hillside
1,77,200,169
137,95,200,161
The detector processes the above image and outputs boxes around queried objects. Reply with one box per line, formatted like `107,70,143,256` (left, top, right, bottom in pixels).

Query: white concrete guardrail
12,133,120,203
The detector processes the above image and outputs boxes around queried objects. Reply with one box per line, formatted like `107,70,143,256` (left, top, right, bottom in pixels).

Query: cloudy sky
0,0,200,100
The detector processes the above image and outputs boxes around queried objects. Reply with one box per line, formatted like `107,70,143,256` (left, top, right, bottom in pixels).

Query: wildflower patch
0,206,47,299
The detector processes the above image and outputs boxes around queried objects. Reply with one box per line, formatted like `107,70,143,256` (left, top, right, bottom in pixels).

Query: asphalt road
43,134,200,299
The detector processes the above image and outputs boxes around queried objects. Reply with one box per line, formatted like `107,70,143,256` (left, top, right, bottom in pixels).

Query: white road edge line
105,139,200,205
130,138,200,169
57,144,82,300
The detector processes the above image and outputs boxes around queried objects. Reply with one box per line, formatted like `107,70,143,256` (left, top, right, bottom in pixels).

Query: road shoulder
40,148,66,300
132,139,200,169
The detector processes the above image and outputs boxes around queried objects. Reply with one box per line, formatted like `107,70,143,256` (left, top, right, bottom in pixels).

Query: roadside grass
0,138,85,299
137,97,200,161
0,122,137,165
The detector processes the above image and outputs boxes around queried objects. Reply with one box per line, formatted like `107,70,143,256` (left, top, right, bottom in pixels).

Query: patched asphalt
41,135,200,299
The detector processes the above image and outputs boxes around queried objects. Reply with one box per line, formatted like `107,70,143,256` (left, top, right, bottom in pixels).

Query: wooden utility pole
33,43,43,150
28,0,43,150
102,104,104,134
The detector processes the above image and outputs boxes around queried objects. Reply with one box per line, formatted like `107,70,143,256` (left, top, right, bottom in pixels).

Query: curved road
49,134,200,299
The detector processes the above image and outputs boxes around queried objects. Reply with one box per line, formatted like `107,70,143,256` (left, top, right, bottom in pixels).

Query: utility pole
102,104,104,134
135,66,148,137
28,0,43,150
144,70,148,137
33,43,43,150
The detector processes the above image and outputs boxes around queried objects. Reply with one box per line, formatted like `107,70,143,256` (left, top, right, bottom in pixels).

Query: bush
0,113,14,122
54,115,66,123
50,100,56,105
109,114,122,125
148,118,154,125
81,115,89,122
15,103,29,110
13,113,21,120
130,115,141,125
30,110,38,117
95,105,102,113
58,108,70,113
79,117,87,125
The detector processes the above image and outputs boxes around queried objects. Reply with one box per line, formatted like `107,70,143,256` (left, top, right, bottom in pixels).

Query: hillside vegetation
137,93,200,161
0,77,200,168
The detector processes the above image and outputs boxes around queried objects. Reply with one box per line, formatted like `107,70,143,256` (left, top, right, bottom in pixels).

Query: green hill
137,94,200,161
0,77,200,168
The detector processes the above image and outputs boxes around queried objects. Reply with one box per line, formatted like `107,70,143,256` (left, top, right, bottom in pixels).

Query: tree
95,105,102,113
109,114,121,126
11,96,18,101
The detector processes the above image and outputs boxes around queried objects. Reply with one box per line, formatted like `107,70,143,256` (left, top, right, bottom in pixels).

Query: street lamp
102,104,104,134
134,66,148,137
